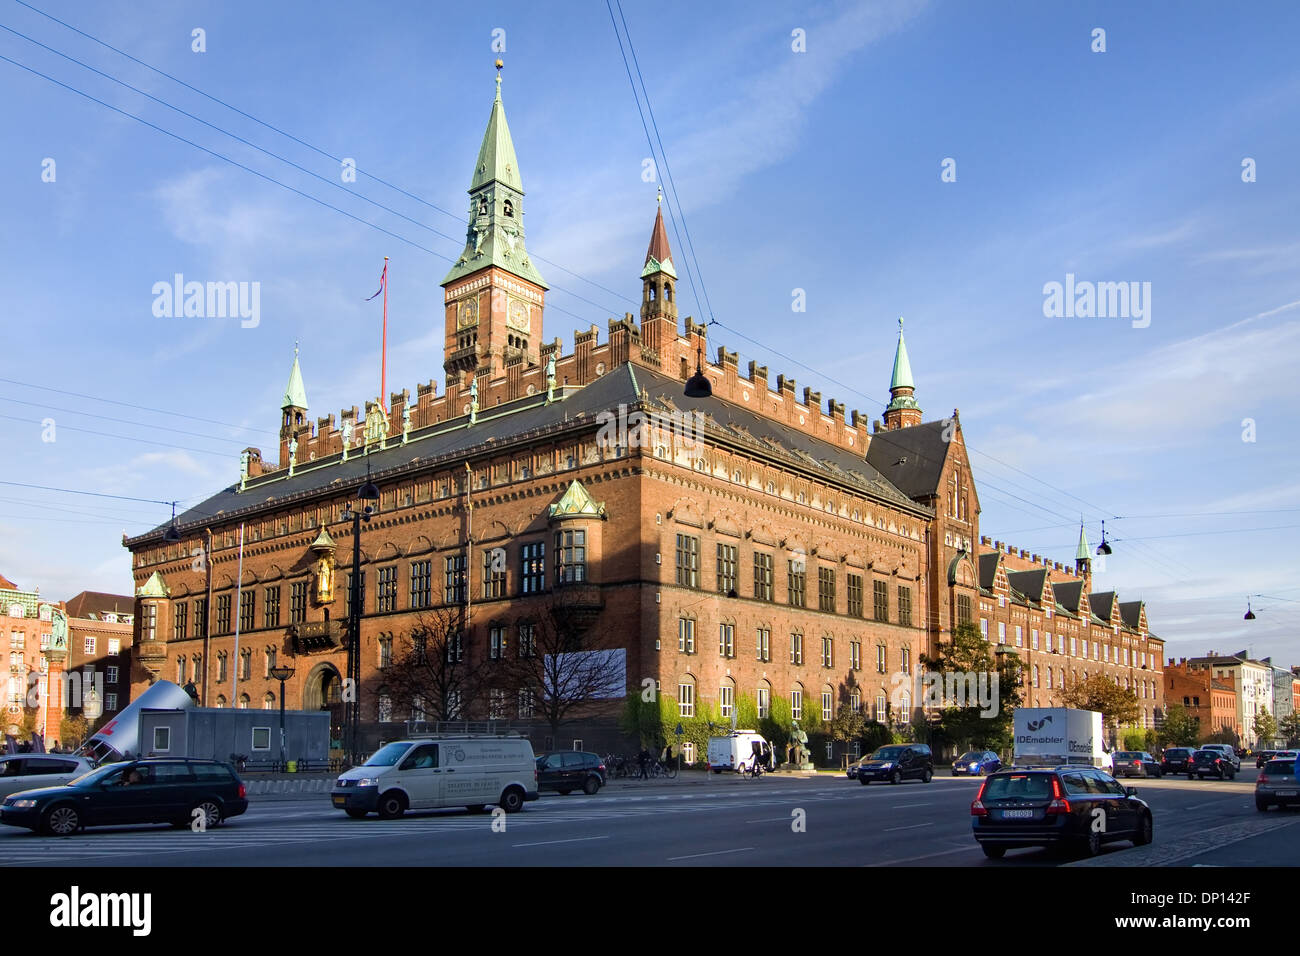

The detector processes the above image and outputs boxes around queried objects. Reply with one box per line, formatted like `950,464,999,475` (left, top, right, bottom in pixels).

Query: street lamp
340,463,380,767
269,662,296,770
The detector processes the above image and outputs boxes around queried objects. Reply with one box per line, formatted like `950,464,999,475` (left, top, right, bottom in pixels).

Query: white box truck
1013,708,1112,770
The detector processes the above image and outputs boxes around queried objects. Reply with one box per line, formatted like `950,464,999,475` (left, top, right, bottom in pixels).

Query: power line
0,479,176,506
0,412,232,459
0,395,252,446
0,377,268,434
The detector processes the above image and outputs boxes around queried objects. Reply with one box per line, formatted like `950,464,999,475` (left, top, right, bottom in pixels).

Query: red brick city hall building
122,71,1164,760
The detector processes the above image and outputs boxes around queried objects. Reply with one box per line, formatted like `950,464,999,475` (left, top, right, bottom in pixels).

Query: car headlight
970,763,979,770
355,778,379,787
9,799,37,808
880,762,894,769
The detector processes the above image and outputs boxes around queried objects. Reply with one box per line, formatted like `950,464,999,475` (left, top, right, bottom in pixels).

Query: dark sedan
1113,752,1162,778
0,758,247,835
971,766,1153,859
952,750,1002,776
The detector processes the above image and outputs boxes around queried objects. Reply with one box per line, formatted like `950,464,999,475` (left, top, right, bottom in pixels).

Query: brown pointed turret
640,194,678,365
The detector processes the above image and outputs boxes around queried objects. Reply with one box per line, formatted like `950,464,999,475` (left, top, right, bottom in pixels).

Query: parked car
971,766,1153,859
1256,758,1300,811
1159,747,1194,775
1200,745,1241,773
1256,750,1298,769
0,758,247,836
856,744,933,785
0,754,94,801
1188,749,1236,780
332,736,538,818
1113,752,1162,778
952,750,1002,776
536,751,606,795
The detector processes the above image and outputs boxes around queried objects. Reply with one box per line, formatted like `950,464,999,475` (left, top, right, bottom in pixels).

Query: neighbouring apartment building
1165,659,1238,739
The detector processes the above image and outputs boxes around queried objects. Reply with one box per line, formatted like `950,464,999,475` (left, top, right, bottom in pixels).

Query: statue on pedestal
545,353,556,403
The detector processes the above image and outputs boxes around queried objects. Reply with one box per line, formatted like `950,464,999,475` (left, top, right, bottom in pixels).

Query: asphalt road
1,772,1292,867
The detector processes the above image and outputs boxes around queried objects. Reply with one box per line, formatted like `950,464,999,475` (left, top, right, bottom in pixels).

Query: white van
707,731,770,773
331,736,538,819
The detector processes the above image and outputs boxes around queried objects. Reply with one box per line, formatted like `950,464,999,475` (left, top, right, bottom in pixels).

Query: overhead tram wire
0,378,271,435
0,23,629,323
603,0,703,321
9,0,632,309
0,413,232,459
5,13,1276,569
0,395,255,447
614,0,717,324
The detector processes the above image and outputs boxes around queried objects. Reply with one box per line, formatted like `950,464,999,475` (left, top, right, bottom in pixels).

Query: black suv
536,751,606,795
971,766,1153,859
856,744,933,785
0,758,248,835
1188,749,1236,780
1159,747,1194,775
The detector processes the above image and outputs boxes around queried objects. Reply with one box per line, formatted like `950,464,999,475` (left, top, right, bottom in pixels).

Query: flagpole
381,257,389,411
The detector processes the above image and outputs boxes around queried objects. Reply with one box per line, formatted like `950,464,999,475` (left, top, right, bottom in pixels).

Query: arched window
665,283,673,302
503,199,514,217
478,198,488,216
238,694,250,710
215,695,226,709
648,285,656,301
263,693,275,710
377,692,393,723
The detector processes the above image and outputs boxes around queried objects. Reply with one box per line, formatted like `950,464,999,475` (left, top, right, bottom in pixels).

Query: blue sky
1,0,1298,661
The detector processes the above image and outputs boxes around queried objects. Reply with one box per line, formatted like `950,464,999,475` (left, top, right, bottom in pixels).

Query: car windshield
362,742,411,767
983,773,1053,801
67,763,128,787
958,752,982,762
871,747,907,760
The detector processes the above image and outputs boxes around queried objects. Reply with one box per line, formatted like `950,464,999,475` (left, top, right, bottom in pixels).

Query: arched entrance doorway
303,662,344,748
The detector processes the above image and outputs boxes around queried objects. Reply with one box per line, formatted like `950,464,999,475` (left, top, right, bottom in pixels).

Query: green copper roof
548,479,606,519
1075,522,1091,561
471,73,523,194
309,527,336,551
136,570,170,598
442,70,548,290
282,348,308,410
890,317,915,392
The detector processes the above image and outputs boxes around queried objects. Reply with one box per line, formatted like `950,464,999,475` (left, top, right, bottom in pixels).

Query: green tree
1203,726,1240,747
1158,703,1200,747
922,622,1022,753
58,714,89,749
1279,712,1300,747
1254,708,1278,747
1060,673,1140,743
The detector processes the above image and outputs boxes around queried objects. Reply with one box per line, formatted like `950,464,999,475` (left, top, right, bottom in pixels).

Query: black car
971,766,1153,859
856,744,933,785
536,751,606,795
0,758,248,835
1113,752,1162,778
1187,749,1236,780
1159,747,1194,775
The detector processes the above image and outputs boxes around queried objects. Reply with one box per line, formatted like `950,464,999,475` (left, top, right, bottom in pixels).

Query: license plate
332,795,346,807
1277,790,1297,797
1001,809,1033,819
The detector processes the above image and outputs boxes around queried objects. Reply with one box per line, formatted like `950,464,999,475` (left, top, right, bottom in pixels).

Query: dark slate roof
864,420,951,500
978,552,1000,591
1007,568,1048,605
63,591,134,620
131,363,926,544
1052,579,1085,614
1118,600,1144,630
1090,591,1117,622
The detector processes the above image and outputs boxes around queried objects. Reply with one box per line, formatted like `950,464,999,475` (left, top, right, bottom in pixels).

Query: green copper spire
890,317,915,391
885,317,919,415
442,63,547,289
282,343,308,410
1075,521,1091,561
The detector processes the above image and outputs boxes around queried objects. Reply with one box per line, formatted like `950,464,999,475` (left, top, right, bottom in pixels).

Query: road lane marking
890,803,937,809
511,835,610,848
864,844,972,866
883,822,933,832
744,816,796,823
668,847,754,861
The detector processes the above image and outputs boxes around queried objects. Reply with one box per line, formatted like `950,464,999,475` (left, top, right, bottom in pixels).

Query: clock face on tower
457,297,479,328
506,297,529,332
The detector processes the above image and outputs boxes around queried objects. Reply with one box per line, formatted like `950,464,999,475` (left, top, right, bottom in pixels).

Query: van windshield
363,743,411,767
871,746,907,760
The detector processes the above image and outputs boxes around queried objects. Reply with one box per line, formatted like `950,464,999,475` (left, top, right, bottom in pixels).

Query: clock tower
442,63,548,382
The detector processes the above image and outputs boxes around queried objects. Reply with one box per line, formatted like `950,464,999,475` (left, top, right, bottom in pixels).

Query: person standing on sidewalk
637,747,651,779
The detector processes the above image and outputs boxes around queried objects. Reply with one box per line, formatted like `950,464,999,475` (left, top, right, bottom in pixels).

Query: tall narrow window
678,619,695,654
239,590,255,633
489,626,506,660
675,534,700,588
817,567,836,612
410,559,433,609
755,628,771,662
897,586,912,626
173,602,187,641
957,593,972,625
716,543,737,594
753,552,774,601
718,623,735,659
787,559,806,608
290,581,308,623
847,574,863,618
481,551,505,599
555,530,586,583
790,632,804,665
263,586,281,628
520,541,546,594
442,555,465,605
873,580,889,622
216,594,231,635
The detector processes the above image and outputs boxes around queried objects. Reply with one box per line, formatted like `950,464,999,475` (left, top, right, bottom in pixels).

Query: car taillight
1215,758,1221,764
1259,774,1269,784
1133,761,1141,766
1047,797,1071,814
238,783,246,799
598,764,606,771
971,779,989,816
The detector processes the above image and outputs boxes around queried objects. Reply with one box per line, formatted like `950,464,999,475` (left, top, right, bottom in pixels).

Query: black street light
163,501,181,542
1096,519,1113,556
341,462,380,767
269,661,296,770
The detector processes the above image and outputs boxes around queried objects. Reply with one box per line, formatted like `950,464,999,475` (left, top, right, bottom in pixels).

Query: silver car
1256,758,1300,811
0,754,94,800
